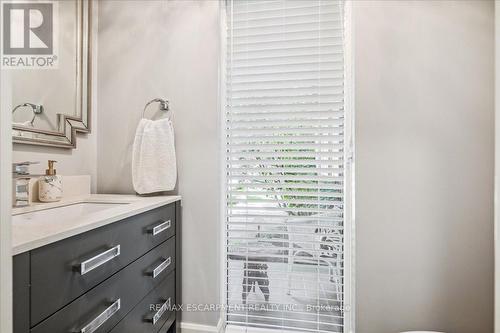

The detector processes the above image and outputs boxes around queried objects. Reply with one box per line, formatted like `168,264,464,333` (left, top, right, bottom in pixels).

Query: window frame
219,1,355,331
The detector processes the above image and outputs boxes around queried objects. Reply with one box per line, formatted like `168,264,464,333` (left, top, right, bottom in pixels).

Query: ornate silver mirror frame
12,0,94,149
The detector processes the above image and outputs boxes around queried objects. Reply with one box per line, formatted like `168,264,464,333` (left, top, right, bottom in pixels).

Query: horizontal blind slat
230,33,343,48
229,44,342,57
229,84,343,96
231,3,338,18
231,27,343,41
229,63,344,77
228,117,344,127
229,51,343,65
228,215,344,222
230,13,341,29
228,143,344,150
228,190,343,198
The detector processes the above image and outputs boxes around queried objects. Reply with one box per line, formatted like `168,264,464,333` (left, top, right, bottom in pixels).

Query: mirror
11,0,93,148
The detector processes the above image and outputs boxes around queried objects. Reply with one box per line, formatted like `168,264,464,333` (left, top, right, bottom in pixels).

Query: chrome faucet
12,162,40,207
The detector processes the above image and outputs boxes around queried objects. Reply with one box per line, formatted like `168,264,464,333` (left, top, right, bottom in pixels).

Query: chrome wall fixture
12,103,44,127
142,98,170,119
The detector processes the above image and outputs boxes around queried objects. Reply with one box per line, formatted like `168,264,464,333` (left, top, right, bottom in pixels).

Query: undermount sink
12,202,129,223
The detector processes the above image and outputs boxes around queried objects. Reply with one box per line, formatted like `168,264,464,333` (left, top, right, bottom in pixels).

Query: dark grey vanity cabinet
13,201,181,333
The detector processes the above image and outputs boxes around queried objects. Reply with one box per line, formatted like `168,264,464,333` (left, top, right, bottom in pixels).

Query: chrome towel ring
142,98,170,119
12,103,44,126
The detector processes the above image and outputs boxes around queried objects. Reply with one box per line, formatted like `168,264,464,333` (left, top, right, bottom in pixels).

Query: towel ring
12,103,44,126
142,98,170,119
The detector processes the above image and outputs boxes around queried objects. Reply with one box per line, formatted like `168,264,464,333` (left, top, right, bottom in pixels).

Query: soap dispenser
38,160,62,202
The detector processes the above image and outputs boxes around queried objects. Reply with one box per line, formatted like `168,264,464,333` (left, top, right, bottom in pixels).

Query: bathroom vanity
12,195,181,333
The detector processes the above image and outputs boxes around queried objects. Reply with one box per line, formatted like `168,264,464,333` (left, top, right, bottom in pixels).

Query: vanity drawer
109,272,175,333
30,203,175,324
31,237,175,333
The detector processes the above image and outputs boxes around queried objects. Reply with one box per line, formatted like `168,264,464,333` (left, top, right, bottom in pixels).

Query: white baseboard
181,317,224,333
217,317,224,333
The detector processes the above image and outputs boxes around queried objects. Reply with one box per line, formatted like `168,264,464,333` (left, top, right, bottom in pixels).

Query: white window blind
224,1,350,333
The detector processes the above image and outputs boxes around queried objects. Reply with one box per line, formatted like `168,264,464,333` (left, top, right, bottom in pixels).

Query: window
223,1,353,332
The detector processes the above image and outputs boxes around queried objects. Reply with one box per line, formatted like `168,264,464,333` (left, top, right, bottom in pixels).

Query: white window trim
219,1,229,330
343,1,355,332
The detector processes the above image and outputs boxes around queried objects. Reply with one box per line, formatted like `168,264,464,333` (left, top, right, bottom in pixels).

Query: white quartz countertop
11,194,181,255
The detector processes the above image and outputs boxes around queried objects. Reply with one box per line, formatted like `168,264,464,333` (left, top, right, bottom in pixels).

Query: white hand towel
132,118,177,194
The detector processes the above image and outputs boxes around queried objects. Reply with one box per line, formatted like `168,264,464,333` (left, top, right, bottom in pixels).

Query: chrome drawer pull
152,298,171,326
150,220,171,236
80,299,121,333
152,257,171,279
79,245,121,275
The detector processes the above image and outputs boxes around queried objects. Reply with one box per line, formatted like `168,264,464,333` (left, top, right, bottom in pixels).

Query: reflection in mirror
12,103,44,128
11,0,93,149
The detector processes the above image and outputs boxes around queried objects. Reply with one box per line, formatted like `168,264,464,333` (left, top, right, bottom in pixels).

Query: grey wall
355,1,494,333
96,0,221,327
13,137,98,191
